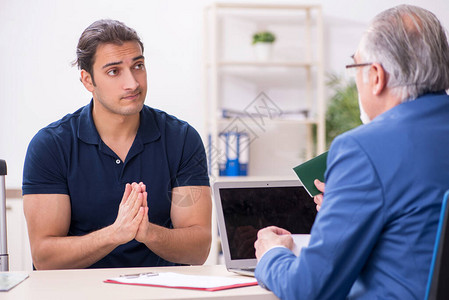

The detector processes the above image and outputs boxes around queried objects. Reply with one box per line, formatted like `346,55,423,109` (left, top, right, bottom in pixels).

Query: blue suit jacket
255,91,449,299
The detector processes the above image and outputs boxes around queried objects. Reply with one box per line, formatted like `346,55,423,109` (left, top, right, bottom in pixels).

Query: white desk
3,265,278,300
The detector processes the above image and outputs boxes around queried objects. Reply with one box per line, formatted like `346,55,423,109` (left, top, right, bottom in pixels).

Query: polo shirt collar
78,100,100,145
77,99,161,145
138,105,161,144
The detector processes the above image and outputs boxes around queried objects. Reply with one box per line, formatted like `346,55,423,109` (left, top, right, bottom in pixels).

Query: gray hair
358,5,449,102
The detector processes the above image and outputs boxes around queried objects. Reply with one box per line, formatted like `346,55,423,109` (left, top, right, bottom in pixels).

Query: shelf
216,117,318,125
204,3,324,265
215,66,317,87
213,3,320,10
207,61,319,68
208,3,323,30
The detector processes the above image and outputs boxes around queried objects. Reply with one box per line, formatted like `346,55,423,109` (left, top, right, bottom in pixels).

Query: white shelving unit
204,3,325,178
203,3,325,264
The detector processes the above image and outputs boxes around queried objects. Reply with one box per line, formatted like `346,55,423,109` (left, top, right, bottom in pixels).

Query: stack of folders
105,272,258,291
218,131,249,176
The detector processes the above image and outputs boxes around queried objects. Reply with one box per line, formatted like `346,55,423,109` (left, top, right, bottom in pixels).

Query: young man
254,5,449,299
22,19,211,269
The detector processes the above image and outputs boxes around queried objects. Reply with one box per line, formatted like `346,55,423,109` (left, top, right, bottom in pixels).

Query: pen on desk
120,272,158,278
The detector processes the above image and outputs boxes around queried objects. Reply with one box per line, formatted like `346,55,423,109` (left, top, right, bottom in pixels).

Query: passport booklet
293,151,328,197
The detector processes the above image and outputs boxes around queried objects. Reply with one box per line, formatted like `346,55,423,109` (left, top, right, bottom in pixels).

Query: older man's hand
254,226,293,261
313,179,325,211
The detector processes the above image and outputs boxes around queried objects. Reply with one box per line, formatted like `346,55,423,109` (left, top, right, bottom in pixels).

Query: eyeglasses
345,62,373,69
345,62,373,78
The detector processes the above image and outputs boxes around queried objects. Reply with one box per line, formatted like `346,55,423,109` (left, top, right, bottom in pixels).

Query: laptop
213,179,317,276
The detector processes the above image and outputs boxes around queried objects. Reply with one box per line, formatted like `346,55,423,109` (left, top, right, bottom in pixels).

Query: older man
254,5,449,299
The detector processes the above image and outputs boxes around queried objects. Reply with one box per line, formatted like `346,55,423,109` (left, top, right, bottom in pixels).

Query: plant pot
253,42,273,61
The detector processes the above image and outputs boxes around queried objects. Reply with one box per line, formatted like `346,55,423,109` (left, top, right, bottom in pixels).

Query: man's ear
370,63,386,96
80,70,94,92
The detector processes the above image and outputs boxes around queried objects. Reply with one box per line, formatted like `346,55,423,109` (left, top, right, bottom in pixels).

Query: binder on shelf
218,132,227,176
207,134,212,176
225,132,239,176
238,132,249,176
218,131,250,177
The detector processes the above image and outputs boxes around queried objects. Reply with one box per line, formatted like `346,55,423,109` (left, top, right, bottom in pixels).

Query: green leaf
252,31,276,44
324,73,361,148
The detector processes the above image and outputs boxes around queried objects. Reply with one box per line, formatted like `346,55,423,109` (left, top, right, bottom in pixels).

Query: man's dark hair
74,19,144,83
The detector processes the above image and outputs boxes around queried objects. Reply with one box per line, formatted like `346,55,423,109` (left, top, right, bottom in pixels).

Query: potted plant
252,31,276,60
325,73,361,148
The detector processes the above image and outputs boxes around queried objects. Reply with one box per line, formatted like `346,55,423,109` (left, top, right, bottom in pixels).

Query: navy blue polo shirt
23,100,210,268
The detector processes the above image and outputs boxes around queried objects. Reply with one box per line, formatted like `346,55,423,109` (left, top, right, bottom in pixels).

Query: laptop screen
219,185,317,260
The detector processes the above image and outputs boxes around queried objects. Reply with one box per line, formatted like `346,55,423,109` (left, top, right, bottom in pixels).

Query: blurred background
1,0,449,270
1,0,448,187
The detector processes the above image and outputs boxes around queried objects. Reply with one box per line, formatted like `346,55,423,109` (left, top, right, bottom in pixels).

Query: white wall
1,0,448,188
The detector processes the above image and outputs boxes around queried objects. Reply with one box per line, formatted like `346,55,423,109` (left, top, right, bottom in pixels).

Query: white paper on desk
105,272,257,290
0,272,29,291
291,234,311,256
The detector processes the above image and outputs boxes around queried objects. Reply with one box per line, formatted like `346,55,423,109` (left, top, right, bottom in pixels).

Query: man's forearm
32,225,120,270
25,184,146,270
141,223,211,265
